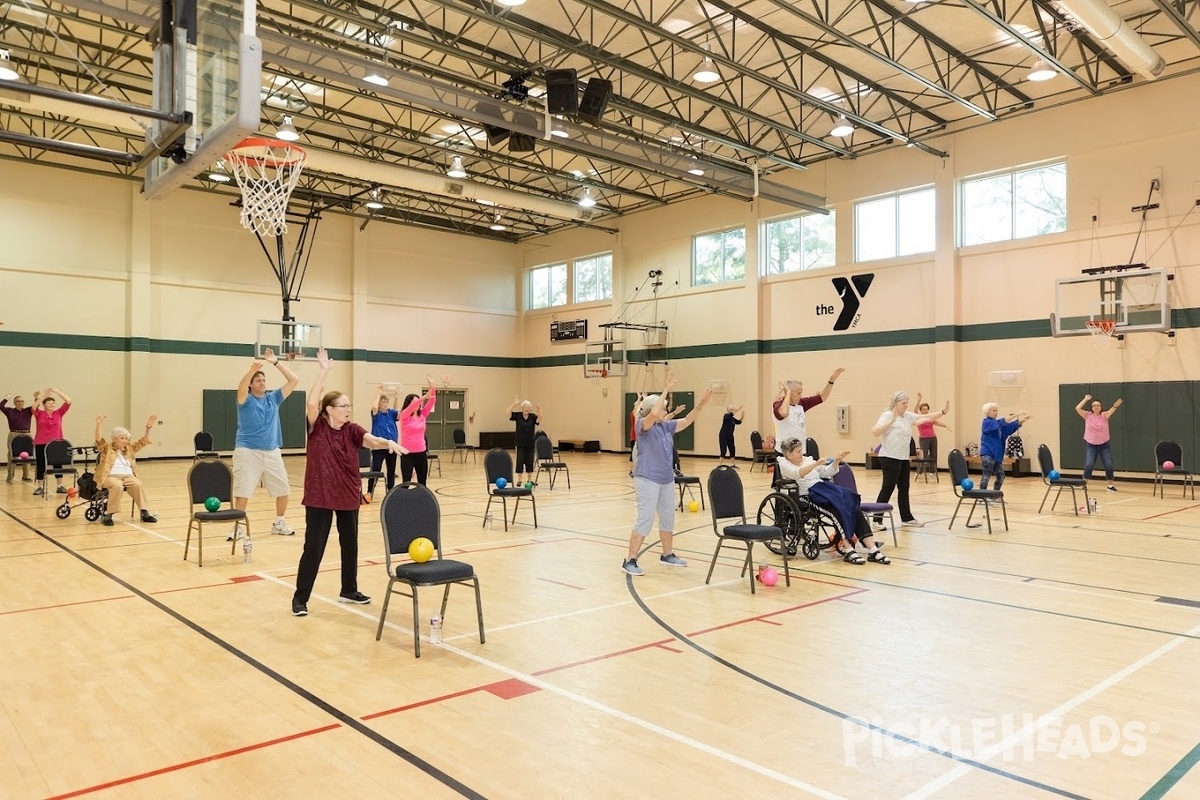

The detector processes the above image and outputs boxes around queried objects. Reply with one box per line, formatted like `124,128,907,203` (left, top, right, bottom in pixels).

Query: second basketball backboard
1051,268,1171,337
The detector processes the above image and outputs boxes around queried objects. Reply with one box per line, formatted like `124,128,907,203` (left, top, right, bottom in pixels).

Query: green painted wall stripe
1,305,1194,366
1139,741,1200,800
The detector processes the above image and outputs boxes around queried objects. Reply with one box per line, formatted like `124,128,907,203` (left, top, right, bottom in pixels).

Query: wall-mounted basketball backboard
584,340,628,378
256,320,322,360
1050,268,1171,337
143,0,262,198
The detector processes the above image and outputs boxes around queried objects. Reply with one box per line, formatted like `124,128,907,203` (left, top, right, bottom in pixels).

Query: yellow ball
688,500,700,513
408,537,435,563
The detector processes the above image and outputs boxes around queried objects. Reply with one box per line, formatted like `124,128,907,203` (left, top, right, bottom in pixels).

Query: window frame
760,209,837,275
853,185,935,263
527,261,568,310
692,226,747,286
958,159,1067,247
573,251,613,304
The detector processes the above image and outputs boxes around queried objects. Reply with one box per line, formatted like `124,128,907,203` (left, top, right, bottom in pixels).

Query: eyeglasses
333,403,352,409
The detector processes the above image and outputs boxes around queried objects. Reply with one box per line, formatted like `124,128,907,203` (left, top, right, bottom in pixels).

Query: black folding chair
533,433,570,489
482,448,536,530
1037,444,1090,515
193,431,220,461
184,459,247,566
949,449,1007,534
672,447,704,511
705,465,789,594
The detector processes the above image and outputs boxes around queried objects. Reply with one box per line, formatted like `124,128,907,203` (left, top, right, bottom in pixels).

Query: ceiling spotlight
549,116,570,138
829,115,854,137
578,187,597,208
497,0,526,5
207,161,232,183
0,50,18,81
276,116,300,141
692,55,720,84
1027,58,1058,82
687,159,704,176
489,211,507,231
447,155,467,179
365,189,385,210
363,71,389,87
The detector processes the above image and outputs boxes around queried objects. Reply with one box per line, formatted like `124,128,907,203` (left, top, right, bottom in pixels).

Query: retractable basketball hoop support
594,269,670,369
251,206,320,324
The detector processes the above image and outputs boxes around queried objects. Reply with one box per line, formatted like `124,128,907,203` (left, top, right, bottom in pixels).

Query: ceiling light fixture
447,155,467,179
1026,58,1058,82
365,188,385,210
489,211,507,231
207,161,232,183
829,115,854,137
276,116,300,142
578,187,597,208
364,70,389,87
0,50,19,81
497,0,526,6
693,55,720,84
549,116,570,138
687,159,704,176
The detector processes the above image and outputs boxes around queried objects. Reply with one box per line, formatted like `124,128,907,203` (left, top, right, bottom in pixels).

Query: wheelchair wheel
55,503,71,519
757,492,801,558
84,506,101,522
801,535,820,560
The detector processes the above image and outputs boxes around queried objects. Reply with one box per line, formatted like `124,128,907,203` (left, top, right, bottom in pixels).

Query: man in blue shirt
231,349,300,538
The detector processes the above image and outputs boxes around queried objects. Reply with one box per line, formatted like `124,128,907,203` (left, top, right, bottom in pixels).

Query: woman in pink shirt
398,375,437,486
32,386,72,496
1075,393,1123,491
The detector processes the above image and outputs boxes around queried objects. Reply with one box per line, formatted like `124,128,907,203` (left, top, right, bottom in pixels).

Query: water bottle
430,615,442,644
1089,498,1098,513
243,538,253,564
484,512,494,530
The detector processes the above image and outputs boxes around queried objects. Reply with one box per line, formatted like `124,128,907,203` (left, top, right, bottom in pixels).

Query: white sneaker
226,522,246,542
271,519,295,536
901,518,924,528
871,520,888,532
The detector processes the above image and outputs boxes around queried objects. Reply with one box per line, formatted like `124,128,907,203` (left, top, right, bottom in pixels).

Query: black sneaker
56,485,67,494
101,514,114,526
338,591,371,604
1107,485,1118,492
140,511,158,523
292,598,308,616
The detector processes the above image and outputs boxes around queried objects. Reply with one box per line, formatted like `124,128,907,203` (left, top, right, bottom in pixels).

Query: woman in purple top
1075,393,1123,491
291,349,407,617
31,387,72,496
622,373,713,577
398,375,437,486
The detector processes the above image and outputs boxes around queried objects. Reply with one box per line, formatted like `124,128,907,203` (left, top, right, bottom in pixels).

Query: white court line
901,619,1200,800
255,572,849,799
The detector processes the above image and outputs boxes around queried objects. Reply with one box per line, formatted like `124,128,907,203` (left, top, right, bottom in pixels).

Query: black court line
623,545,1089,800
0,507,486,800
1155,596,1200,609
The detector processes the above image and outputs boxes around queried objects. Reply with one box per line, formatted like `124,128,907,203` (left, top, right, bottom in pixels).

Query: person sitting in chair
775,438,890,565
94,414,159,526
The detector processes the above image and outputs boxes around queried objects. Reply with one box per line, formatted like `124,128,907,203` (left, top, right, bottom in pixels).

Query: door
425,390,467,451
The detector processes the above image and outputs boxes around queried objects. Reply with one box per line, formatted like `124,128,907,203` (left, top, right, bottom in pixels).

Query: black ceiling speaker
544,68,578,115
577,78,613,126
485,125,511,145
508,132,537,152
475,100,511,146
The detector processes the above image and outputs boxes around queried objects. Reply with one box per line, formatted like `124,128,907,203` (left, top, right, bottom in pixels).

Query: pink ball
760,566,779,587
1163,460,1176,471
18,451,29,459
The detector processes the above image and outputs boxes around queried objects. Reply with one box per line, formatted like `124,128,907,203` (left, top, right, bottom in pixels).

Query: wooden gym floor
1,452,1198,799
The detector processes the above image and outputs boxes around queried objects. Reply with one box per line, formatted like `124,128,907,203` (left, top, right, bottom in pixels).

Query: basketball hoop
225,137,307,237
1085,319,1117,346
586,368,604,379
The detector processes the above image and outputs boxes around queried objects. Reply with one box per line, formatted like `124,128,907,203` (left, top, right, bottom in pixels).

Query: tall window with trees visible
762,211,836,274
854,187,935,262
960,161,1066,246
528,262,567,309
574,253,613,303
693,227,746,285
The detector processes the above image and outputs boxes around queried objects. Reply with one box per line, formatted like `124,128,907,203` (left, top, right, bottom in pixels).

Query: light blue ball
495,477,507,489
960,478,974,491
1048,469,1060,480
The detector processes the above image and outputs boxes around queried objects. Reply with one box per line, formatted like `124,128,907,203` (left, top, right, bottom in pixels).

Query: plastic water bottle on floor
430,615,442,644
243,538,253,564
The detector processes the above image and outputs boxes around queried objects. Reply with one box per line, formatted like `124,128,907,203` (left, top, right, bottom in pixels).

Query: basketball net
226,137,307,237
1085,319,1116,346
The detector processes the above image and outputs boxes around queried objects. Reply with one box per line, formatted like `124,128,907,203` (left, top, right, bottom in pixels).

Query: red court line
687,589,868,637
1143,503,1200,521
0,594,133,616
533,638,677,676
45,724,340,799
362,677,540,719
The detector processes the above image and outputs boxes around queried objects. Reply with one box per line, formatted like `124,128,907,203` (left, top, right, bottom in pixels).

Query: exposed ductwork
1053,0,1165,80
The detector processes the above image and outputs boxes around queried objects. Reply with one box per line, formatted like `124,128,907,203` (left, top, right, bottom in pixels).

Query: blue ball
1048,469,1060,480
960,478,974,491
495,477,507,489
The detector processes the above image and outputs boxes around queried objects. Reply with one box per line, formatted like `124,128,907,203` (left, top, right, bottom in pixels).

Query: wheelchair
55,470,109,521
755,474,843,561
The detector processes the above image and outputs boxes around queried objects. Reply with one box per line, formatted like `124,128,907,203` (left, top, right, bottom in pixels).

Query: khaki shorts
232,448,291,498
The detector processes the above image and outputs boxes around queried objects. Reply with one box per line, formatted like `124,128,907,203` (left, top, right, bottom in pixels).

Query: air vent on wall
444,180,465,196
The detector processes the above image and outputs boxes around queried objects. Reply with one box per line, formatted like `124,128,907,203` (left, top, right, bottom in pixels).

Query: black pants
876,457,914,522
919,436,938,466
293,507,359,603
368,449,397,493
400,451,429,485
35,443,49,481
719,432,736,459
515,446,535,474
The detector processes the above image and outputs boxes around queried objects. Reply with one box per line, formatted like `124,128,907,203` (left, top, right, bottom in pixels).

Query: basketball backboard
143,0,262,198
257,320,322,360
1050,268,1171,337
584,340,627,378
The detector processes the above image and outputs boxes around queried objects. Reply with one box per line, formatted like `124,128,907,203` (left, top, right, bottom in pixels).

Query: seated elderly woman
94,414,159,526
775,437,890,565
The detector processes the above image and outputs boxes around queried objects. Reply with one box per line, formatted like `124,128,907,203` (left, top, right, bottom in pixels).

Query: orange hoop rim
1085,319,1117,334
226,136,307,166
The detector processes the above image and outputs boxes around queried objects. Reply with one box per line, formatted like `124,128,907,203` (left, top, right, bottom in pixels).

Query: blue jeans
981,455,1005,490
1083,441,1114,482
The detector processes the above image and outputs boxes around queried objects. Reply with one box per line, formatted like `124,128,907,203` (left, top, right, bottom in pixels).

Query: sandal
868,550,891,564
840,549,866,565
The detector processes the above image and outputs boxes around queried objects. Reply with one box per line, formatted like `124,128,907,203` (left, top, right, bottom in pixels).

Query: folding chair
40,439,78,499
748,431,775,473
1036,444,1090,515
1153,441,1195,499
183,459,247,566
452,428,476,463
534,433,570,489
193,431,220,461
831,463,896,546
949,449,1008,534
705,465,789,594
672,447,704,511
483,448,536,530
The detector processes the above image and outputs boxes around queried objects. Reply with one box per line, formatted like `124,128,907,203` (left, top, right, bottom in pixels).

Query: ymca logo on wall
816,273,875,331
